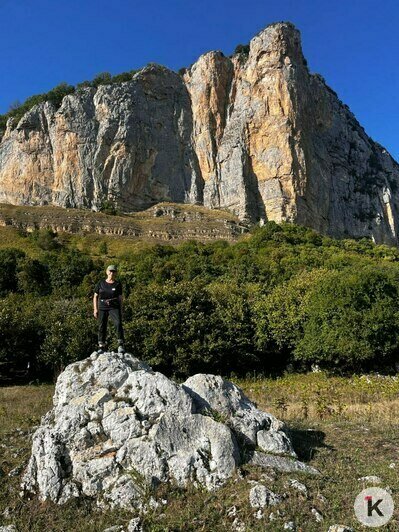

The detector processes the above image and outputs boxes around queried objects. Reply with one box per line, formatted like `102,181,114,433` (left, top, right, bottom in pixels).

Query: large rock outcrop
21,351,318,510
0,65,202,212
1,22,399,244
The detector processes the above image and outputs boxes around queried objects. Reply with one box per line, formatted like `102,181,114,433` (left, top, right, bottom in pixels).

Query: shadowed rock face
1,22,399,245
21,351,318,510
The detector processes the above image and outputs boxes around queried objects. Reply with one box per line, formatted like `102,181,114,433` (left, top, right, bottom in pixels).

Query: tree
0,248,26,296
17,257,51,295
92,72,112,87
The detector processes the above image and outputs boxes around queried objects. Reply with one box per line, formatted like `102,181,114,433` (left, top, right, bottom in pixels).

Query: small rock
231,517,245,531
249,484,284,508
137,496,160,514
311,508,323,522
317,493,327,504
8,465,24,477
327,526,354,532
389,463,396,469
357,475,382,484
269,509,285,521
236,468,245,479
103,526,124,532
127,517,142,532
283,522,296,530
254,509,263,520
286,478,308,496
0,526,17,532
269,509,284,521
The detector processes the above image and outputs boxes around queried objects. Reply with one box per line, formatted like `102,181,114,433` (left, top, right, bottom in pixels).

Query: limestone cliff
1,22,399,245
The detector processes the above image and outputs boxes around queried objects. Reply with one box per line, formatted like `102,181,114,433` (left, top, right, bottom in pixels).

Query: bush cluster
1,222,399,381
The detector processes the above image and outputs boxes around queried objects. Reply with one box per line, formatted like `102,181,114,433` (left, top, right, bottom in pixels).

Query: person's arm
93,288,99,318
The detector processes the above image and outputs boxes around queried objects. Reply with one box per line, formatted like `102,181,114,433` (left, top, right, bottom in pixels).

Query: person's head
106,265,117,279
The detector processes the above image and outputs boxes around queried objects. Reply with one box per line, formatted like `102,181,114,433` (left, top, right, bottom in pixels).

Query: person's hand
94,310,98,319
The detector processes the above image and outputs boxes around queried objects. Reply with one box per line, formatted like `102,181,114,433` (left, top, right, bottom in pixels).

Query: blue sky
1,0,398,160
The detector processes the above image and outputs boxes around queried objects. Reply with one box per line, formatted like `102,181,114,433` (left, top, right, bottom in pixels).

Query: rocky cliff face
1,22,399,245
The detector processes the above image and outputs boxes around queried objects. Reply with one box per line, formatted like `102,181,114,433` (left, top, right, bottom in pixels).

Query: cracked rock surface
21,351,318,509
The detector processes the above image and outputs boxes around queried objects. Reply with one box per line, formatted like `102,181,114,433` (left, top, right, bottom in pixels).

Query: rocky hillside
1,22,399,245
0,202,249,243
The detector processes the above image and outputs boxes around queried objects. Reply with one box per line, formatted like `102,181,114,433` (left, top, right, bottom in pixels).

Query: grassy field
1,372,398,531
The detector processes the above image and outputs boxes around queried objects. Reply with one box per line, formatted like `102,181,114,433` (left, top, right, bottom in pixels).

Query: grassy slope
0,202,248,254
1,373,398,531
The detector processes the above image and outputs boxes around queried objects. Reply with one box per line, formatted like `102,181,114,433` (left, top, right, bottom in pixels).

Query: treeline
1,222,399,382
0,69,139,135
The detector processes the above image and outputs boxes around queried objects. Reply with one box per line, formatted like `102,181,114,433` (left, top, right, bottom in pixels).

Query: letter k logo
365,495,384,517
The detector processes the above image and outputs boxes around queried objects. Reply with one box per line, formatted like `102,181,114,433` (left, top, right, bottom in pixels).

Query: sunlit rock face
1,22,399,245
184,22,399,244
21,351,318,510
0,65,203,212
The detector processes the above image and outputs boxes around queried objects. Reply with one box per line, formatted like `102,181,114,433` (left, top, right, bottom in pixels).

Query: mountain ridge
1,21,398,245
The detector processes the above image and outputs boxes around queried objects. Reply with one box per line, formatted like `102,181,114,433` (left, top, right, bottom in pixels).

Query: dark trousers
98,308,125,345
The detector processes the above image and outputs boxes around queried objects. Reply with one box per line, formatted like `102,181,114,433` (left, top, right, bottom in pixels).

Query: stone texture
247,450,320,475
184,22,399,245
0,65,202,212
2,22,397,244
285,478,308,496
249,483,284,507
21,351,317,510
182,373,297,457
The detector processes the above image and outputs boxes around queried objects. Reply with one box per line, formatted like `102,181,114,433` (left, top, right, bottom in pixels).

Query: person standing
93,265,125,354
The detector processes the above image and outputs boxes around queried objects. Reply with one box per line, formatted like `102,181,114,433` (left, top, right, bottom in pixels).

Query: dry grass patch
1,374,399,530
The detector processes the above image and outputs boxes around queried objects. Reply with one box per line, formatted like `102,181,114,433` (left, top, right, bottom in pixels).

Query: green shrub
257,266,399,372
17,257,51,295
29,228,62,251
0,248,26,296
0,294,44,372
46,249,94,294
38,298,96,377
124,280,259,378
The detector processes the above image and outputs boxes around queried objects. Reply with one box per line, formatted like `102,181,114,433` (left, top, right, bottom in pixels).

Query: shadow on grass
288,427,333,462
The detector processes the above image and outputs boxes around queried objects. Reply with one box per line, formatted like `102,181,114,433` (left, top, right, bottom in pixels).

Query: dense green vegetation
1,222,399,381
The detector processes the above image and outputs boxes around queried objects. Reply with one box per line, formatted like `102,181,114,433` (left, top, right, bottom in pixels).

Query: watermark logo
354,487,394,527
